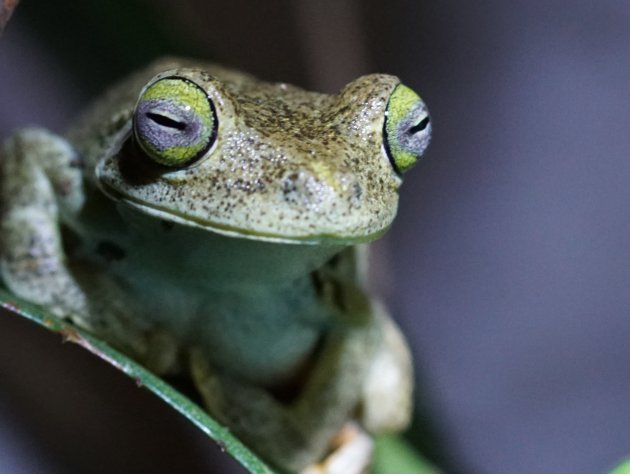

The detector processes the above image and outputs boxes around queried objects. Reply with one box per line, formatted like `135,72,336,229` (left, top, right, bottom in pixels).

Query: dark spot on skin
199,71,213,81
96,240,126,262
282,173,299,198
353,182,362,200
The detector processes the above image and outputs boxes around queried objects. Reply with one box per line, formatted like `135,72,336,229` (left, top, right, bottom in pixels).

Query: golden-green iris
384,84,431,174
133,77,217,167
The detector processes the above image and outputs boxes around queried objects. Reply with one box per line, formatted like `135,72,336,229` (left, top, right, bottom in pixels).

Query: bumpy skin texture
0,58,425,473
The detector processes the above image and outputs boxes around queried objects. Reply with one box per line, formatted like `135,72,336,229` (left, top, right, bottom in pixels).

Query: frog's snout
281,171,328,207
280,167,362,211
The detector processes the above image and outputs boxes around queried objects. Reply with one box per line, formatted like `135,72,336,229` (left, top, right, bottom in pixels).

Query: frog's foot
359,302,413,434
143,328,181,375
189,307,377,474
190,348,330,472
300,422,373,474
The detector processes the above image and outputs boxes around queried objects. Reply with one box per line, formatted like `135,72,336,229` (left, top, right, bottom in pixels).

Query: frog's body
0,58,430,473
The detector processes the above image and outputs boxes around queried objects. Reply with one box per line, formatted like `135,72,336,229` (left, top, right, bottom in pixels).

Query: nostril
281,171,331,207
281,172,305,205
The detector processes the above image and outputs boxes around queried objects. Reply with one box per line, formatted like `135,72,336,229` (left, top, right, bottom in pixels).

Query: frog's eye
383,84,431,174
133,77,217,167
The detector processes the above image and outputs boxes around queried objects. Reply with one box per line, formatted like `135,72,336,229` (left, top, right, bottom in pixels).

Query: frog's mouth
98,178,386,246
96,125,393,246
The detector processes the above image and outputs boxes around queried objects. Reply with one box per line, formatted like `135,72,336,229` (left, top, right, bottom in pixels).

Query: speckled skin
0,58,421,473
78,59,404,242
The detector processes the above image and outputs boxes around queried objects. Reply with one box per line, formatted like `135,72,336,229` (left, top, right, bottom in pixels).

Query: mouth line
97,179,384,245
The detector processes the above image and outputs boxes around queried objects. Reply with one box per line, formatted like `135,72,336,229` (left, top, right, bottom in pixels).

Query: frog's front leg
0,129,176,371
190,298,379,473
0,128,88,316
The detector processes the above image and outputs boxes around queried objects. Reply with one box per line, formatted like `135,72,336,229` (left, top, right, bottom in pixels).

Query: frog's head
96,66,431,244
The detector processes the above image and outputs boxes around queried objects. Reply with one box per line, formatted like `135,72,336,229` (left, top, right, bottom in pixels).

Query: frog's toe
300,422,373,474
144,328,181,374
189,347,225,412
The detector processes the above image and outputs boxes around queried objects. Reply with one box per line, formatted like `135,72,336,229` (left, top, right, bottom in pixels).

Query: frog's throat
97,180,389,246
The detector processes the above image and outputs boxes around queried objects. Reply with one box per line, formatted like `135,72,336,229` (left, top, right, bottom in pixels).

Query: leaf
373,435,442,474
610,459,630,474
0,287,278,474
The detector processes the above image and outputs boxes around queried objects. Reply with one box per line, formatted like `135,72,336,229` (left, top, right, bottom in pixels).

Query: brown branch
0,0,20,35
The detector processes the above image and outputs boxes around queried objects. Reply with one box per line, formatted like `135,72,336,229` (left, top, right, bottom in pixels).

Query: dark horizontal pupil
409,116,430,134
146,112,187,131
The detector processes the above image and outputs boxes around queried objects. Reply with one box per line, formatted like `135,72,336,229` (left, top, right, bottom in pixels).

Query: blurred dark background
1,1,630,473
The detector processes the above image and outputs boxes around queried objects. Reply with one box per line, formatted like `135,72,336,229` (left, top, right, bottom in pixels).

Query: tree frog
0,58,431,473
